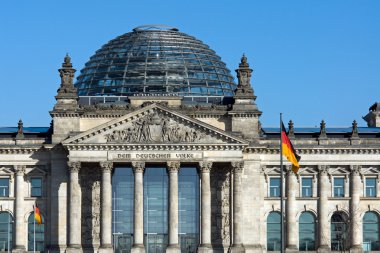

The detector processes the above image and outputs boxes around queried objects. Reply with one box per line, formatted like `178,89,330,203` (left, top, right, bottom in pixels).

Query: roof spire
51,54,78,113
234,54,255,100
16,119,24,139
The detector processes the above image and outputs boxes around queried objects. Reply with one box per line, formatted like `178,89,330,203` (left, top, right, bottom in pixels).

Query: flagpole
34,205,36,253
280,113,285,253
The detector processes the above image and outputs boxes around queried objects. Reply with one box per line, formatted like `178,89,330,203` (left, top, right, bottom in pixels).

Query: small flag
281,121,301,174
34,205,42,225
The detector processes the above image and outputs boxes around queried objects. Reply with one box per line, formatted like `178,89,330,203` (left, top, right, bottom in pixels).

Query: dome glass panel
75,25,236,100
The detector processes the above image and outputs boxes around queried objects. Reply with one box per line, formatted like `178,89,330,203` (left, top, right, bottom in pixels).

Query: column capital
350,165,362,175
100,161,113,173
231,161,244,173
14,165,26,175
318,165,329,175
68,161,81,173
132,161,145,173
167,161,180,173
199,161,213,173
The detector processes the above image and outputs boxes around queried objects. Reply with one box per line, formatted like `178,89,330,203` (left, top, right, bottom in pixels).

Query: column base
350,245,364,253
197,244,212,253
285,245,298,252
317,245,331,253
66,245,83,253
131,244,145,253
230,244,245,253
166,244,180,253
12,247,26,253
98,245,113,253
49,245,67,253
243,244,263,253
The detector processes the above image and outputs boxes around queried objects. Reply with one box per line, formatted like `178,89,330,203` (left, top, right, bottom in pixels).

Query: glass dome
75,25,236,103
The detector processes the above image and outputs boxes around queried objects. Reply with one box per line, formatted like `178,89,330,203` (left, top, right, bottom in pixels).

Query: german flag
281,121,301,174
34,205,42,225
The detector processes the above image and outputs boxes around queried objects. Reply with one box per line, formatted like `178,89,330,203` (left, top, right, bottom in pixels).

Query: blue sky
1,0,379,128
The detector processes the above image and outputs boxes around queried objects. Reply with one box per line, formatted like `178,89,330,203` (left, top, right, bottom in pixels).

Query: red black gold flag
281,121,301,174
34,205,42,225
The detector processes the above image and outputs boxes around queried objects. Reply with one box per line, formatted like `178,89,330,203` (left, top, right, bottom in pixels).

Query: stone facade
0,47,379,253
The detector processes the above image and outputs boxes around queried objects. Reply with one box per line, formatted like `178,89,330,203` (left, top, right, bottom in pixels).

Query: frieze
105,112,206,143
245,147,380,155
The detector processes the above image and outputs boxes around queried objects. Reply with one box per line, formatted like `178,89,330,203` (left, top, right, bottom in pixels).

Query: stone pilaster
317,165,330,253
166,161,180,253
66,161,82,253
198,161,212,253
286,168,298,251
230,161,245,253
349,166,363,253
131,162,145,253
13,165,26,252
99,161,113,253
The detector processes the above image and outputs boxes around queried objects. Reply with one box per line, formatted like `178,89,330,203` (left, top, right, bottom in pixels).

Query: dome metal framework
75,25,236,103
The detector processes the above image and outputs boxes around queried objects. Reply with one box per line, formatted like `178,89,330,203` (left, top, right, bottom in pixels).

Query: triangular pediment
62,104,247,146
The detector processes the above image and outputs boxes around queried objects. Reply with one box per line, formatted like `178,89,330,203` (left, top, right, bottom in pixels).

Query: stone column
350,165,363,253
230,161,245,253
67,161,82,253
318,165,330,253
198,161,212,253
131,162,145,253
99,161,113,253
167,161,180,253
14,165,26,252
286,168,298,251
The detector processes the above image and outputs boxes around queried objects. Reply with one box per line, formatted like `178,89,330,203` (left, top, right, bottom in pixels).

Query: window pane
299,212,316,251
270,178,280,197
302,178,313,197
267,212,281,251
363,212,380,251
334,178,345,197
31,178,42,197
366,178,377,197
0,179,9,197
28,212,44,252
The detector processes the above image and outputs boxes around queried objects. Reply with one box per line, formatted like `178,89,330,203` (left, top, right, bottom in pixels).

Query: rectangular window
269,178,281,197
365,178,377,197
333,178,345,197
31,178,42,197
0,178,9,197
301,178,313,197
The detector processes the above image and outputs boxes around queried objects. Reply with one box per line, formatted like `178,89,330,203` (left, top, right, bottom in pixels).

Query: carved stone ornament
350,165,361,175
234,54,255,98
288,120,295,138
14,165,26,175
80,167,101,246
132,162,145,173
231,161,244,173
319,165,329,175
319,120,327,138
351,120,359,138
167,161,180,173
105,111,206,143
199,161,213,173
99,161,113,173
67,161,81,173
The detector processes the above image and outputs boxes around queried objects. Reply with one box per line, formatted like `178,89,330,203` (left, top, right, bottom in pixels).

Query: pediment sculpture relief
105,112,207,143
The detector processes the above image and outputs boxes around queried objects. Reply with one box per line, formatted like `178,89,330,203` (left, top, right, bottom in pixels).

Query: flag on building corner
281,121,301,174
34,205,42,225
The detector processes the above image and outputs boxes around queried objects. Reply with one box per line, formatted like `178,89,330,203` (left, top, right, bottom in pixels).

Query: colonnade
66,160,245,253
285,165,363,253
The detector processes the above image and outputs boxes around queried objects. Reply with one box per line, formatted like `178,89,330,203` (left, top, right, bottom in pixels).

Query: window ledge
25,197,45,200
328,197,351,200
360,197,380,200
265,197,287,200
296,197,319,200
0,197,15,200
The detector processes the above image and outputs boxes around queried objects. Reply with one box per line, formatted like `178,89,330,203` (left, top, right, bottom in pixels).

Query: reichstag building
0,25,379,253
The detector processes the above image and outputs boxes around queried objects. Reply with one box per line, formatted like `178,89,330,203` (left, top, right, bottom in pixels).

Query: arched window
28,212,44,252
0,212,13,251
267,212,281,251
363,211,380,251
331,212,349,251
299,212,316,251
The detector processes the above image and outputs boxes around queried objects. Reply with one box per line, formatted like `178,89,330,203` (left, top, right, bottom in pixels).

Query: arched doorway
331,212,349,251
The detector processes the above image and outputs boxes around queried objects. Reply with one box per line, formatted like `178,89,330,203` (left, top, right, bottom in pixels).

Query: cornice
63,143,247,151
0,146,47,154
245,146,380,155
